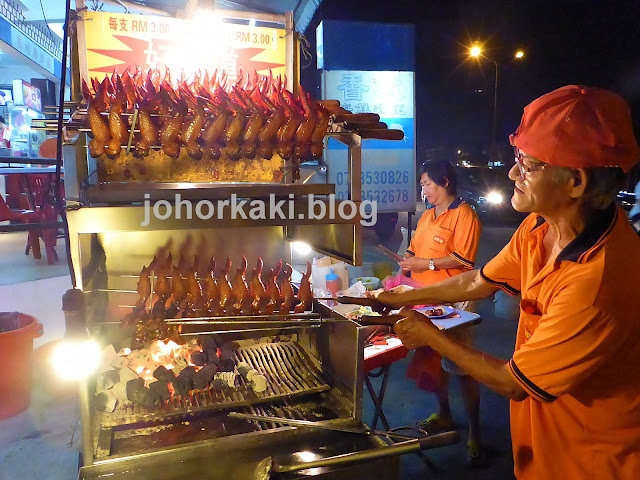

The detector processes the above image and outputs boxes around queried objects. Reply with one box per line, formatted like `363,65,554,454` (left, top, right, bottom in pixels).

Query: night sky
301,0,640,158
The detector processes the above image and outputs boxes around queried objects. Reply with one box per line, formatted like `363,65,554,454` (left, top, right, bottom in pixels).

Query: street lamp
469,44,499,150
468,44,524,152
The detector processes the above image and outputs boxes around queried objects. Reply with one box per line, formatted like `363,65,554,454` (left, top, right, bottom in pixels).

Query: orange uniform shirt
481,206,640,480
407,198,480,286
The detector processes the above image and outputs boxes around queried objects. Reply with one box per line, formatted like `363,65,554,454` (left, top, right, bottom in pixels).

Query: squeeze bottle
325,269,340,296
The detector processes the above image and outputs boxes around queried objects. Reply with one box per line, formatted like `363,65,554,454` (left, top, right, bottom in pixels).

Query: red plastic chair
24,174,61,264
0,193,44,261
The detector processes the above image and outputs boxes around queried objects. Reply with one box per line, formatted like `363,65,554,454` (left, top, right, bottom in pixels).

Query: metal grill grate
98,341,329,428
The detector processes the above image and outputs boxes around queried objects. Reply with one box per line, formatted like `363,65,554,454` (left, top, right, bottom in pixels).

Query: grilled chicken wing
233,256,252,314
294,260,313,313
279,263,298,313
250,257,269,313
85,78,112,158
105,76,130,158
219,257,237,314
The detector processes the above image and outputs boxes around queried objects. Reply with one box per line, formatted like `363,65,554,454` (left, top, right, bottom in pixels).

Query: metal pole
492,59,498,151
79,379,93,466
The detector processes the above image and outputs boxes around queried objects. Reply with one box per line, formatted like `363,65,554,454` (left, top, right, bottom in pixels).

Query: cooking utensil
227,412,417,441
271,431,458,473
377,244,404,262
231,412,459,475
356,314,404,326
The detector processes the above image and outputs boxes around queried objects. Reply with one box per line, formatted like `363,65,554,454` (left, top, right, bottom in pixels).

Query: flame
119,339,200,388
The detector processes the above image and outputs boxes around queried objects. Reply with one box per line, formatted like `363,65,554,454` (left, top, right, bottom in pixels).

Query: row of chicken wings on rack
81,67,331,168
123,253,313,323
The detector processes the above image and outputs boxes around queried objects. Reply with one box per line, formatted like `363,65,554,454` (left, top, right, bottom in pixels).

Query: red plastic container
0,313,44,419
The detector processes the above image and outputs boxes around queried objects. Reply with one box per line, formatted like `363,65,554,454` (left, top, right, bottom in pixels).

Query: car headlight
486,191,504,205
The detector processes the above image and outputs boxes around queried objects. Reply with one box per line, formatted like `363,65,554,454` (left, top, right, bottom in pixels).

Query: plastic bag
381,275,424,290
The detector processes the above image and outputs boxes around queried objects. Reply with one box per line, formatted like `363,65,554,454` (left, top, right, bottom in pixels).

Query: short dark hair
421,160,457,195
0,115,5,124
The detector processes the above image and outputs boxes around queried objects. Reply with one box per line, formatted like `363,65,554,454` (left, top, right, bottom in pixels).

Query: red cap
510,85,640,173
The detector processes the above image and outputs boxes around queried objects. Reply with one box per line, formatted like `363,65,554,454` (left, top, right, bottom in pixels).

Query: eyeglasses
514,148,547,177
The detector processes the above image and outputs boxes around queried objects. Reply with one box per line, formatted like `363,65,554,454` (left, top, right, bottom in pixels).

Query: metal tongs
228,412,419,441
229,412,459,475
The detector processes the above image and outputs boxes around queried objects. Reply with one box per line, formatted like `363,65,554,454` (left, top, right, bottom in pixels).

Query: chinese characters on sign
10,28,57,75
83,12,286,82
323,70,416,212
328,71,413,118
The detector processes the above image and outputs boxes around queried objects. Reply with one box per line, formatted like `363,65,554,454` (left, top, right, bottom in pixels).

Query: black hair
0,116,5,124
421,159,457,195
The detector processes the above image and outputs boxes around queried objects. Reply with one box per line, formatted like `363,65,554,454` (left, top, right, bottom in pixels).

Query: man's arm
398,254,468,273
376,269,498,308
394,309,527,400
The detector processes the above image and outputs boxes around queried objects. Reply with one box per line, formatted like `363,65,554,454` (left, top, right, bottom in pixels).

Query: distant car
455,166,526,224
617,189,635,212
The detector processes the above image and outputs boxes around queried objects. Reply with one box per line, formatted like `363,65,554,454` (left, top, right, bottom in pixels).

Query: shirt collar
427,197,464,212
558,204,617,263
530,204,617,263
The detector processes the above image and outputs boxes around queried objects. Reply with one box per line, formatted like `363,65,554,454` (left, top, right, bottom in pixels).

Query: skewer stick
126,108,139,154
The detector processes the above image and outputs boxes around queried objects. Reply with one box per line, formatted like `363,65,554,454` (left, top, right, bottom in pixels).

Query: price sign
81,11,287,81
322,70,416,212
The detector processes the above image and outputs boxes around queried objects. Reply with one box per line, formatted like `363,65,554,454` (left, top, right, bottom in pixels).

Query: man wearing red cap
375,85,640,479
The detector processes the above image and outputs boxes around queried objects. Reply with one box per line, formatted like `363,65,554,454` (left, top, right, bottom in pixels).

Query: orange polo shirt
481,206,640,480
407,198,480,286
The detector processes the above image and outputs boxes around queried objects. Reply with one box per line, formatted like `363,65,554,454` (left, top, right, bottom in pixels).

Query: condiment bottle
325,269,340,296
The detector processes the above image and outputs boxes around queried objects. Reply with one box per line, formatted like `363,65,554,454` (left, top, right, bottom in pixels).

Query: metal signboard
80,11,287,82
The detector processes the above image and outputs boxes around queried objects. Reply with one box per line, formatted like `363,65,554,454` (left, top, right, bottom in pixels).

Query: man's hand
369,289,407,310
398,256,429,273
393,307,440,349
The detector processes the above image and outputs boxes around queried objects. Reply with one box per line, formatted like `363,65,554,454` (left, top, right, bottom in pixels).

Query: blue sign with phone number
327,143,415,211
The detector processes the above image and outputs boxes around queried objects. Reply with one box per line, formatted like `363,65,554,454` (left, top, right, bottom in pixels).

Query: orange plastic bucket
0,313,44,419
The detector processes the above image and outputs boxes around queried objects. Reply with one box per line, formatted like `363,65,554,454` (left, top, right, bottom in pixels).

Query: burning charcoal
97,369,120,392
219,345,234,360
98,345,117,374
111,355,128,370
131,386,160,407
148,380,171,402
206,350,220,366
173,356,188,374
173,376,193,397
249,374,267,393
190,350,208,366
126,378,145,402
213,371,237,389
218,357,235,372
193,363,219,390
153,365,176,383
119,366,139,384
111,381,131,406
178,366,197,381
218,348,235,372
95,391,118,412
199,335,218,353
